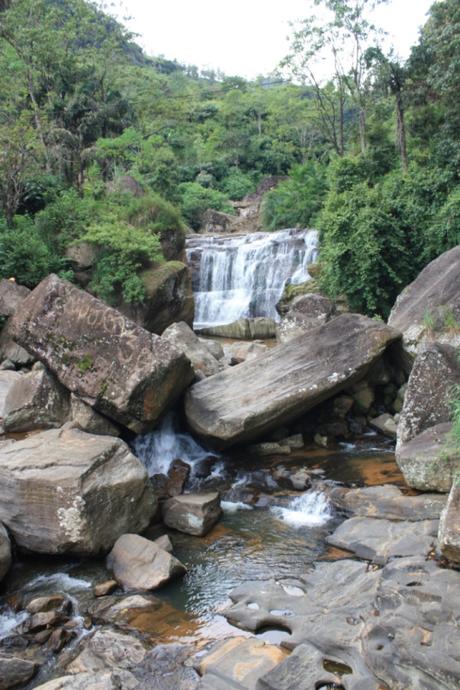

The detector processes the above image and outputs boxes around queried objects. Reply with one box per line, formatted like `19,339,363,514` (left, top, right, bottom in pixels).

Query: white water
133,413,218,477
221,501,254,514
0,608,29,640
271,491,332,528
187,228,319,329
26,573,92,591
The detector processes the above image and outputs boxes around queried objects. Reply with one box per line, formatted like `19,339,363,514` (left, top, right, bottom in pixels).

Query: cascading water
186,228,319,329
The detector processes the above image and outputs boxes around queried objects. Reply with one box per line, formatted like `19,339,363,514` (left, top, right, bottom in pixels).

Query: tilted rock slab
0,426,156,555
0,522,12,582
186,313,400,447
9,275,193,433
438,484,460,566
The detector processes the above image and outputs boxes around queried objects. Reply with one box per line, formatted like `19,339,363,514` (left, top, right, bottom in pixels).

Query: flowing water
186,228,319,328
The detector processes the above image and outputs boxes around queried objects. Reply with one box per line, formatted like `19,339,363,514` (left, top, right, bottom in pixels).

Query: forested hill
0,0,459,317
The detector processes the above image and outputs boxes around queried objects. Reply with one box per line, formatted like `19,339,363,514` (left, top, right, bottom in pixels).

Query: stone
197,317,277,340
396,423,460,492
65,243,97,272
186,313,400,448
0,371,22,420
70,394,119,437
32,672,138,690
166,459,190,497
0,321,34,367
197,637,286,690
66,628,147,674
9,275,193,433
120,262,194,335
223,340,267,366
0,280,30,317
350,379,374,413
3,366,70,433
396,343,460,450
438,484,460,566
162,493,222,537
26,595,69,615
249,442,292,457
94,580,118,598
329,485,446,521
0,654,37,690
201,208,234,234
388,244,460,369
154,535,174,553
326,516,438,565
107,533,186,592
162,321,221,379
276,294,336,343
0,522,12,582
0,426,156,554
369,413,397,439
198,338,225,361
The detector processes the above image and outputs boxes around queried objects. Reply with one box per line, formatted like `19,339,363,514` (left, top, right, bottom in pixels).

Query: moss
141,261,186,296
77,354,94,372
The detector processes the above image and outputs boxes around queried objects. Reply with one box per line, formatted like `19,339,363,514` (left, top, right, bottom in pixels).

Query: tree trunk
358,108,367,155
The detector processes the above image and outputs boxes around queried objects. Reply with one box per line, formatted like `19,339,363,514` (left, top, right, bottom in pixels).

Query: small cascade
186,228,319,329
271,491,332,528
133,413,218,477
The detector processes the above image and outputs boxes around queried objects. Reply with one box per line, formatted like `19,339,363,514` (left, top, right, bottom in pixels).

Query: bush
178,182,233,229
262,161,327,230
34,189,98,252
219,168,255,200
0,215,56,288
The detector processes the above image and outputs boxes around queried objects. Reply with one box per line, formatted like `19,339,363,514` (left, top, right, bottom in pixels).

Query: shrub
178,182,233,229
0,215,56,288
34,189,98,252
219,168,255,200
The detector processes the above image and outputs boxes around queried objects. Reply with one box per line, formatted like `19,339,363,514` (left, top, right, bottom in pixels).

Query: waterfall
186,228,319,329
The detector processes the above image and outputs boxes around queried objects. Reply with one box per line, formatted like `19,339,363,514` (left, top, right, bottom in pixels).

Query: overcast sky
111,0,433,79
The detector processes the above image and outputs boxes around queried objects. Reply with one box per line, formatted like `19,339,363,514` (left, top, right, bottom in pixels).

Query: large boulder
162,493,222,536
388,245,460,369
0,371,22,420
9,275,193,433
69,394,119,437
438,484,460,566
397,343,460,450
186,313,400,447
0,426,156,555
120,262,194,335
3,364,70,433
276,294,336,344
162,321,221,380
0,280,34,367
0,279,30,317
197,317,277,340
0,522,12,582
107,533,186,591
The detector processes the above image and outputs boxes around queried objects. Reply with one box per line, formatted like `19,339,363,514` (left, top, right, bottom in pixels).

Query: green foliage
178,182,233,229
35,189,97,251
219,168,255,200
262,161,327,230
0,215,56,287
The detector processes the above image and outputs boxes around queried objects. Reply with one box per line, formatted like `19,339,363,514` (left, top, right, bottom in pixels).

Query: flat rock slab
329,484,447,521
326,516,438,564
107,533,186,591
9,275,193,433
0,426,156,555
186,313,400,447
162,493,222,536
438,484,460,566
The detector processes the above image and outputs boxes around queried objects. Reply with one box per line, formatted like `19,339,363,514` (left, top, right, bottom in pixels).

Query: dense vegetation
0,0,459,313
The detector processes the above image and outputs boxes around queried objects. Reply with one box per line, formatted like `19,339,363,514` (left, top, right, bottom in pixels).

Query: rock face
120,262,194,335
0,279,30,317
396,423,460,492
162,493,222,536
107,534,186,591
0,522,11,582
0,426,156,555
329,485,446,521
438,484,460,565
0,654,37,690
10,275,193,433
197,317,277,340
0,371,22,420
69,394,119,437
388,245,460,368
397,343,460,450
186,313,400,447
276,294,336,344
162,321,221,380
3,365,70,433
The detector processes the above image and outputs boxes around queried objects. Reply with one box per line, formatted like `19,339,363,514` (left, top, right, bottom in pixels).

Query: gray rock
9,275,193,433
0,370,22,419
388,245,460,369
349,379,374,413
3,366,70,433
0,426,156,554
438,484,460,566
396,343,460,450
369,413,397,439
107,533,186,591
31,672,138,690
223,340,267,365
0,321,34,367
197,317,277,340
326,516,438,564
162,493,222,536
66,628,146,674
0,522,11,582
70,394,119,437
162,321,221,379
329,485,446,521
0,654,37,690
276,294,336,343
248,442,292,457
0,279,30,317
186,313,400,448
198,338,225,361
396,423,460,492
65,242,97,271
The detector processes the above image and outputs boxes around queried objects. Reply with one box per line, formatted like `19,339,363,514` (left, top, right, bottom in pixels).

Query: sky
110,0,433,79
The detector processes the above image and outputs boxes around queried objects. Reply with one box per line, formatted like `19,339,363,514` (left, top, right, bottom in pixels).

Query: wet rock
223,340,267,365
70,394,119,437
396,343,460,450
332,394,355,419
329,485,446,521
154,535,174,553
369,413,397,439
9,275,193,433
26,595,70,615
166,459,190,497
396,422,460,492
186,314,400,448
276,294,336,343
272,466,311,491
66,628,147,674
349,379,374,414
162,321,221,379
0,426,156,555
438,484,460,566
20,609,67,634
120,262,194,335
197,637,286,690
326,516,438,564
197,317,277,340
0,654,37,689
107,534,186,592
94,581,118,598
3,365,70,433
0,522,12,582
249,442,292,457
162,493,222,536
388,244,460,369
